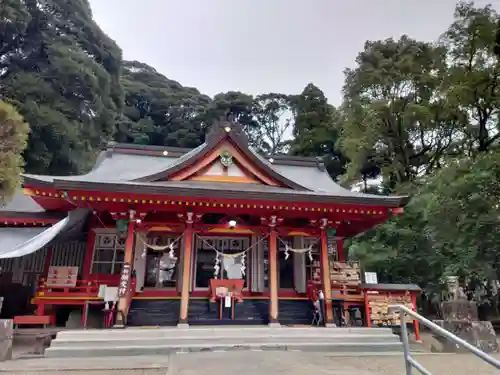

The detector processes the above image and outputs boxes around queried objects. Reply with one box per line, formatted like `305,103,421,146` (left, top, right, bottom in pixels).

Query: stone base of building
432,319,498,353
0,320,13,361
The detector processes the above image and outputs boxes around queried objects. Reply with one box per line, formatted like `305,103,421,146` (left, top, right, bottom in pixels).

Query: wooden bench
13,315,55,328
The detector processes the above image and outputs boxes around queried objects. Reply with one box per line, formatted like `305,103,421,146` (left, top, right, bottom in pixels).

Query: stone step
56,327,395,340
50,334,401,348
45,341,404,358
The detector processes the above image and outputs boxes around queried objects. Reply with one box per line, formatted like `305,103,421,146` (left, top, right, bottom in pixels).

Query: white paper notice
98,284,107,298
364,272,378,284
224,295,231,308
104,286,118,302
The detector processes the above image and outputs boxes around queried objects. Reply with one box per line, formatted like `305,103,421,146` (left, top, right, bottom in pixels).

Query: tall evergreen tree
289,83,346,178
117,61,211,148
0,0,123,174
0,101,29,205
340,35,456,189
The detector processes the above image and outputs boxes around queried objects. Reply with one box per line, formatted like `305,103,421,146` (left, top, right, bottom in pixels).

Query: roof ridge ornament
205,112,248,145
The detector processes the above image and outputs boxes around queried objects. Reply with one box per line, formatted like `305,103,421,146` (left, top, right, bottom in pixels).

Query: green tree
348,196,439,291
422,151,500,282
116,61,211,148
289,83,346,178
340,36,460,189
441,1,500,153
0,101,29,205
341,3,500,305
252,93,293,155
203,91,262,148
1,0,123,175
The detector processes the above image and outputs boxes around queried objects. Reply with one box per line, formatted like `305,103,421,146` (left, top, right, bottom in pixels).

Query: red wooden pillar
115,213,136,326
268,226,279,324
364,292,372,328
36,304,45,316
81,215,96,279
179,213,194,325
411,293,421,342
336,238,345,262
320,227,334,325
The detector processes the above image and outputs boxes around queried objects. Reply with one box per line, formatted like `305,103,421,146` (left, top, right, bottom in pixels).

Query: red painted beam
24,185,395,217
0,217,58,225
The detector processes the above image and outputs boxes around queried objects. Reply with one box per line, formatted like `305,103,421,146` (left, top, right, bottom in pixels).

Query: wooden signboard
46,266,78,288
367,294,413,326
209,279,244,303
326,228,337,257
310,259,321,283
330,261,361,286
117,263,132,298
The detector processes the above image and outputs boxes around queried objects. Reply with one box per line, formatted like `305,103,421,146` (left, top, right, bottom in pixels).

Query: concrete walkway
169,351,377,375
2,351,500,374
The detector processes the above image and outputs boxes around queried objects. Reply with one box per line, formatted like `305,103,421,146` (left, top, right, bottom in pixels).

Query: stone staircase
44,326,404,358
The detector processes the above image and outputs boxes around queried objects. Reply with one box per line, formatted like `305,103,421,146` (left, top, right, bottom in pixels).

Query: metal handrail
389,304,500,375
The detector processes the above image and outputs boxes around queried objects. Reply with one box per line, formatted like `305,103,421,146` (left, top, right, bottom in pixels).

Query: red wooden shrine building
0,117,420,336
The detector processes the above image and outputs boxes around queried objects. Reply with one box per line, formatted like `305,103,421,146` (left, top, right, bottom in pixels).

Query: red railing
36,277,137,298
37,278,100,295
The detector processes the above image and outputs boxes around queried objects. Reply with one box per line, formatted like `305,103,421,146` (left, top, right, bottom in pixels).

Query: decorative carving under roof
206,114,248,145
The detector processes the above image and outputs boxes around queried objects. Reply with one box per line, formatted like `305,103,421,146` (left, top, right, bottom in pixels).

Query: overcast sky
88,0,498,105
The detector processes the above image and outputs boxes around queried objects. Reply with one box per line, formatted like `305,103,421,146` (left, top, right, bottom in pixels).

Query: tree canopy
0,101,29,205
116,60,211,148
344,1,500,309
1,0,123,175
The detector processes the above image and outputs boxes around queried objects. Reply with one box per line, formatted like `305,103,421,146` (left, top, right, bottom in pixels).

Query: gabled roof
22,117,410,208
0,191,64,221
2,191,44,212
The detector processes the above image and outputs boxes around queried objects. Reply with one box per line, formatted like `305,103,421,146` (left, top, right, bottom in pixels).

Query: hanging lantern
116,219,128,236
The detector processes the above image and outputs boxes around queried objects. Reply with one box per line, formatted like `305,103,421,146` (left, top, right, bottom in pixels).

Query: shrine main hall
0,117,419,330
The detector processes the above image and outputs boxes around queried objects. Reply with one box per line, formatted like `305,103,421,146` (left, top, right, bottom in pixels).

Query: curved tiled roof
22,118,409,208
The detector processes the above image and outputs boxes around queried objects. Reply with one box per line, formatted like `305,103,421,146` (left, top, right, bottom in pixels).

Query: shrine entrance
193,236,249,290
144,248,177,288
139,233,181,290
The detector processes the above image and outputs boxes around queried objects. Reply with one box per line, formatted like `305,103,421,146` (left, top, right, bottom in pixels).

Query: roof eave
0,211,64,221
22,175,54,188
52,180,409,208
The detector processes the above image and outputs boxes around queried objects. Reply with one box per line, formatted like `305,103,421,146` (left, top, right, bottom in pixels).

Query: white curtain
177,236,185,293
293,237,307,293
250,236,259,292
133,236,146,292
188,234,194,292
253,236,265,292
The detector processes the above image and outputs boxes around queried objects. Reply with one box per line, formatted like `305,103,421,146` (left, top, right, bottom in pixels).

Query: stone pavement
169,351,377,375
0,355,169,374
2,351,500,375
